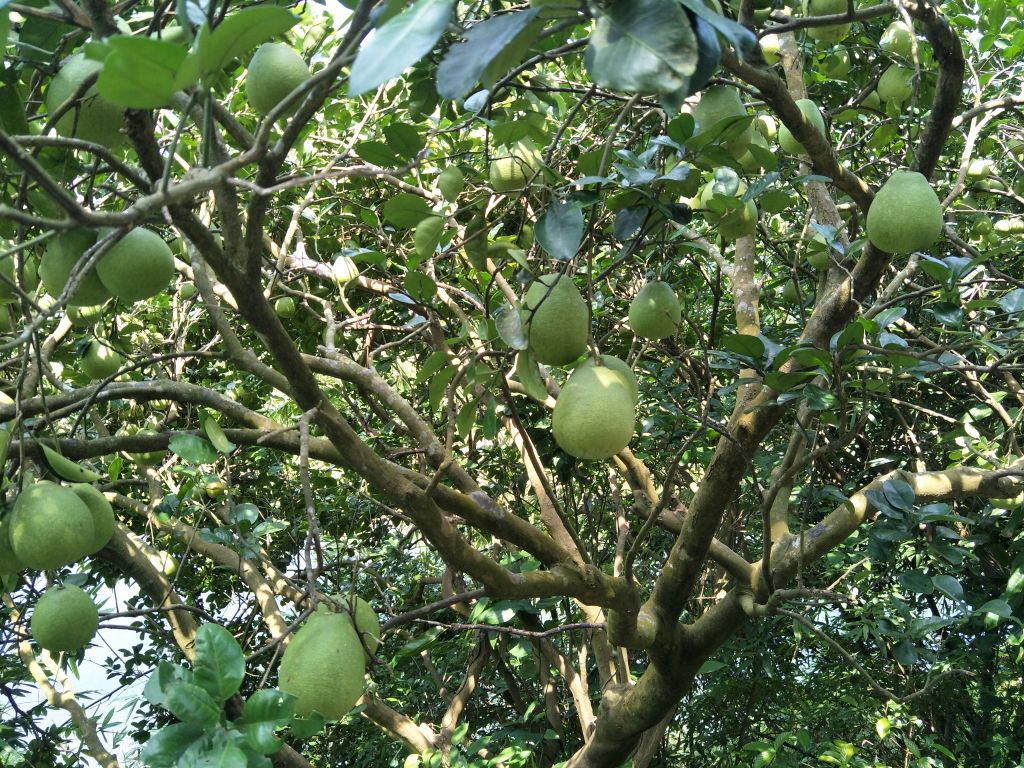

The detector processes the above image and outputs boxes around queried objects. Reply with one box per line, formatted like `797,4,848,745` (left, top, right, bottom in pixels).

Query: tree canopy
1,0,1024,766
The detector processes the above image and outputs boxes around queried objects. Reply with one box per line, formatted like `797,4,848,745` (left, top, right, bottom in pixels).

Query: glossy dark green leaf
168,434,219,465
436,8,540,99
383,122,425,159
140,723,205,768
164,682,222,725
96,36,190,108
676,0,757,60
536,200,584,261
193,624,245,701
144,661,193,707
515,349,548,401
196,5,298,78
349,0,454,96
404,271,437,303
932,574,964,601
585,0,697,96
382,193,433,227
239,689,294,754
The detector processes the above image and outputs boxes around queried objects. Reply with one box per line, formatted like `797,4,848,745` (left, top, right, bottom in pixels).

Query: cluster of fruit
278,596,380,719
521,275,681,460
1,481,114,651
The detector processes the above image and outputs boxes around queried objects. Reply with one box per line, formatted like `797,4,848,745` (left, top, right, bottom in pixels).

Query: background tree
1,0,1023,767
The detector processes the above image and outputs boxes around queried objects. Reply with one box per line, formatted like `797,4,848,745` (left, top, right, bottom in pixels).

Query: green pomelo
39,230,111,307
629,281,681,340
880,20,914,59
81,340,123,380
738,130,770,172
966,158,994,179
437,166,465,202
575,355,638,404
31,584,99,652
820,46,850,79
0,256,39,303
862,90,882,110
11,481,95,570
128,428,167,467
877,65,913,104
692,85,752,156
67,303,106,328
0,516,24,575
96,228,175,302
803,0,850,43
489,140,542,193
718,198,758,240
70,484,114,555
44,55,125,148
279,610,366,719
760,34,781,65
522,274,589,366
755,114,777,140
866,170,943,253
327,595,381,656
246,43,312,117
274,296,297,318
782,279,802,303
332,255,359,284
179,282,197,299
552,365,635,460
778,99,826,155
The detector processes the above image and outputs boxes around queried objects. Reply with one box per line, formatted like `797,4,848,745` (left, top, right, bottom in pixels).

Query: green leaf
456,399,477,439
239,689,294,754
382,193,433,228
194,740,248,768
202,413,236,455
585,0,697,96
384,122,425,159
288,712,326,740
882,478,915,512
348,0,455,96
355,140,399,166
977,598,1012,617
140,722,205,768
721,334,764,361
144,661,193,707
898,570,934,594
193,624,245,702
97,36,191,108
196,5,298,79
495,304,528,350
164,682,223,725
169,434,219,465
515,350,549,402
698,660,726,674
436,8,541,100
676,0,757,60
535,200,584,261
932,575,964,601
404,271,437,303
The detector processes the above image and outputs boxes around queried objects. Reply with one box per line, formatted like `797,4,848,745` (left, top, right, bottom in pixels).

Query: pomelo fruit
760,34,781,65
575,354,638,404
67,303,106,328
274,296,297,318
880,20,914,59
0,255,39,303
778,99,826,155
866,170,943,253
80,340,123,380
877,65,913,105
0,515,24,575
10,481,95,570
755,114,778,140
127,427,167,467
628,281,681,340
782,279,802,303
328,595,381,656
552,363,635,460
489,139,543,193
522,274,589,366
278,608,366,719
245,43,312,117
803,0,850,43
179,282,197,299
332,255,359,284
39,230,111,307
31,584,99,652
44,54,125,148
96,228,175,302
692,85,752,156
70,484,114,555
821,46,850,79
695,178,759,240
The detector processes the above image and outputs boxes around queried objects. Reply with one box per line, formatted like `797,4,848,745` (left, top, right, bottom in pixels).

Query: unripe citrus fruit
489,140,543,193
522,274,589,366
0,515,24,575
778,99,826,155
96,228,175,302
279,608,366,719
575,354,638,403
70,484,114,555
629,282,681,340
880,20,914,59
274,296,297,318
877,65,913,105
332,255,359,284
39,230,111,307
44,54,125,148
31,584,99,652
803,0,850,43
80,340,123,380
179,282,197,299
0,255,39,303
692,85,752,156
10,481,95,570
245,43,312,117
552,363,635,460
866,170,943,253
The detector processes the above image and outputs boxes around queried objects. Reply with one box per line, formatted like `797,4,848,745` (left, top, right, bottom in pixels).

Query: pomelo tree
1,0,1023,766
